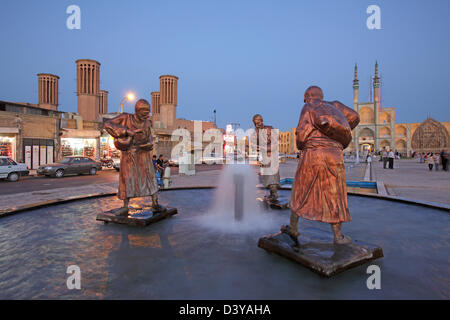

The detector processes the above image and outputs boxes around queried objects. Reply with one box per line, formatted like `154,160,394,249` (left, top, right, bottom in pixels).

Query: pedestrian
441,150,448,171
382,148,388,169
152,155,157,169
156,154,165,177
426,153,434,171
419,153,425,163
433,153,440,171
388,150,395,169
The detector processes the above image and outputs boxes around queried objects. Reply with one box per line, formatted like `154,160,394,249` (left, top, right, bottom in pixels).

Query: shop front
100,134,120,159
0,135,16,159
60,129,101,160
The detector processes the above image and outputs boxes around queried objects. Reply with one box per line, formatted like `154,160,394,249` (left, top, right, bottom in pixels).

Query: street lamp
119,92,136,113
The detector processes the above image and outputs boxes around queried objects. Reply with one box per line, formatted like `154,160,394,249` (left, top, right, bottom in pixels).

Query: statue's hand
139,143,153,151
127,128,144,137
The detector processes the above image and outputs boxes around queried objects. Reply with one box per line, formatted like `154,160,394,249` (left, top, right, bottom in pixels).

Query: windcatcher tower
76,59,101,121
99,90,108,115
151,91,161,123
37,73,59,111
159,75,178,129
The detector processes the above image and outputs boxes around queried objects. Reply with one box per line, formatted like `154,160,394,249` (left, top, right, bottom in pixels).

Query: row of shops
0,102,124,168
0,133,119,169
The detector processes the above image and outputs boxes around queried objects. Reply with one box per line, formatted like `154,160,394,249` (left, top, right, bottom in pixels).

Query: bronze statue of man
251,114,281,202
282,86,360,244
104,99,162,216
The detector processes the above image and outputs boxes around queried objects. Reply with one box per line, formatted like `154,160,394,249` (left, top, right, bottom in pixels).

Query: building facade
278,62,450,156
1,59,219,164
348,62,450,155
0,100,61,168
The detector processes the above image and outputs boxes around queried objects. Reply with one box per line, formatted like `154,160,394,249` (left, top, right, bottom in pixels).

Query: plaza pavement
1,158,448,215
371,158,450,205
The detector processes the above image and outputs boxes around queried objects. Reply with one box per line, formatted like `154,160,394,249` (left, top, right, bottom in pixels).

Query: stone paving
371,158,450,205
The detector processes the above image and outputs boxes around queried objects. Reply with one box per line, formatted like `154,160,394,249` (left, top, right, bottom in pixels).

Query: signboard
25,146,31,169
40,146,47,165
223,134,234,143
47,146,54,164
32,145,39,169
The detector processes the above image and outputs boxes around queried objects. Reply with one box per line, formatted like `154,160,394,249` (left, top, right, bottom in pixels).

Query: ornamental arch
411,118,449,153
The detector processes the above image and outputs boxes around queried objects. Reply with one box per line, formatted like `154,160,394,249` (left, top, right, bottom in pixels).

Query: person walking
426,153,434,171
382,148,388,169
441,150,448,171
433,153,440,171
388,150,395,169
156,154,165,177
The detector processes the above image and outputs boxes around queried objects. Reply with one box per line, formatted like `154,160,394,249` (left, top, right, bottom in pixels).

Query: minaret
373,61,380,151
353,63,359,111
151,91,161,123
37,73,59,111
76,59,101,121
159,75,178,129
352,64,360,155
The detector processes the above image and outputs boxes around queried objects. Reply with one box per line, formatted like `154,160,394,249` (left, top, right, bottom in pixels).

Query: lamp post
119,93,136,113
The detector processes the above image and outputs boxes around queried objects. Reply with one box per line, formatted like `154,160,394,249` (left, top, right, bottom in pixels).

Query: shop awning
61,129,101,138
0,127,19,134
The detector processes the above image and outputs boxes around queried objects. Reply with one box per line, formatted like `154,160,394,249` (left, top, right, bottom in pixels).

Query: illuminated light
127,93,135,101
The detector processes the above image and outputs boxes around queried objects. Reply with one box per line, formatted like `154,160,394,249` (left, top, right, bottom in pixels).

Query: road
0,164,224,195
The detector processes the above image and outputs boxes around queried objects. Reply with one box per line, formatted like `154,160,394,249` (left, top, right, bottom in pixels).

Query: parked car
37,156,102,178
0,156,29,182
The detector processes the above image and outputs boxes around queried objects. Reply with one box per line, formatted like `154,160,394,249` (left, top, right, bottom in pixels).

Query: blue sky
1,0,449,130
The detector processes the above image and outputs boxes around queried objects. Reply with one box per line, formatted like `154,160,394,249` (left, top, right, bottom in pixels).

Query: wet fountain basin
0,189,448,299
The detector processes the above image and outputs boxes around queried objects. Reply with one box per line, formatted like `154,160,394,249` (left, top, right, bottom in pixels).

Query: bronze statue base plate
96,206,178,227
257,196,290,210
258,228,383,277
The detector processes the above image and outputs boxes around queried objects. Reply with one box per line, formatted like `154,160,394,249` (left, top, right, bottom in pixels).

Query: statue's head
304,86,324,104
134,99,150,121
252,114,264,129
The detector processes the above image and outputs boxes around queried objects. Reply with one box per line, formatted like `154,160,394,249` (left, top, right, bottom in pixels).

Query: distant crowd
347,148,449,172
416,151,448,172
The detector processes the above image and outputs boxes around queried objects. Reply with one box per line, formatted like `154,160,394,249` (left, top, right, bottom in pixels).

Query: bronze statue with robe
251,114,281,202
103,99,162,216
282,86,360,245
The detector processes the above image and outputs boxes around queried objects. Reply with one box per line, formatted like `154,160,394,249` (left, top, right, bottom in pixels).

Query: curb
278,186,450,212
0,191,116,218
1,183,449,218
0,186,215,218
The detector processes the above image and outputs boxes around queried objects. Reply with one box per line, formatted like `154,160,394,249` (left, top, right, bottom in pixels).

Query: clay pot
114,136,132,151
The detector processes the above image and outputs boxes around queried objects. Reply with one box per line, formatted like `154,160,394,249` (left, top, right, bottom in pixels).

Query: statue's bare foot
280,225,299,250
115,207,129,217
334,235,352,245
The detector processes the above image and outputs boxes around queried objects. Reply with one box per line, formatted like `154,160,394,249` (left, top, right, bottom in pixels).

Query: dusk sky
1,0,449,131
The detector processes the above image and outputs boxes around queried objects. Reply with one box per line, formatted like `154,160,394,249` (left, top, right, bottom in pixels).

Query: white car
0,156,29,182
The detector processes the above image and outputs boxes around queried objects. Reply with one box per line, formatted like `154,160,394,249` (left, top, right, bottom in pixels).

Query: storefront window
61,138,96,158
100,136,120,159
0,136,16,159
